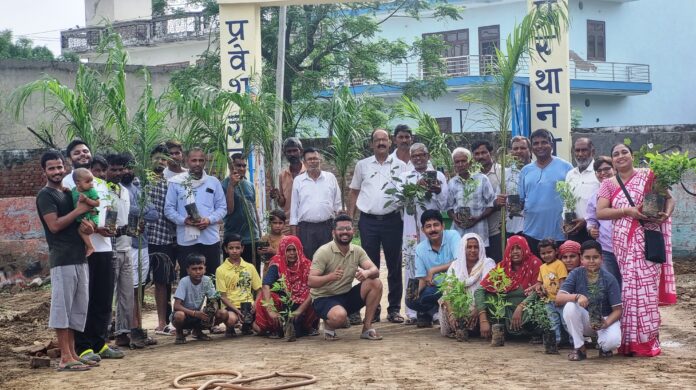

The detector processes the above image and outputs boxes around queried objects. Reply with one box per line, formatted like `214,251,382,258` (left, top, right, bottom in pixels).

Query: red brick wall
0,150,47,198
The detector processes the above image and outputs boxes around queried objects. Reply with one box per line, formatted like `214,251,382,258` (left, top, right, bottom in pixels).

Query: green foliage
269,275,295,325
325,87,373,208
484,265,513,323
0,30,55,61
624,138,661,168
457,161,483,204
458,3,568,249
436,273,474,320
394,95,453,175
556,181,579,211
571,108,583,129
384,180,430,215
524,296,551,331
645,151,696,193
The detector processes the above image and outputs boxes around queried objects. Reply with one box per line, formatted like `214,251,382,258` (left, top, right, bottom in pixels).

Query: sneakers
129,328,146,349
115,333,131,347
79,350,102,363
98,344,125,359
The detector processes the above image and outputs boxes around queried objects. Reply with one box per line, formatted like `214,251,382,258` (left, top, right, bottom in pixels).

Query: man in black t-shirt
36,151,95,371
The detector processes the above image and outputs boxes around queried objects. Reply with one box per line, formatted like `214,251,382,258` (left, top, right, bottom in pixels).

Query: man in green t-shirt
309,215,383,341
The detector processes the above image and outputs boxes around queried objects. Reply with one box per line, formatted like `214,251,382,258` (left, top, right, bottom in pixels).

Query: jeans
405,286,441,319
546,302,565,343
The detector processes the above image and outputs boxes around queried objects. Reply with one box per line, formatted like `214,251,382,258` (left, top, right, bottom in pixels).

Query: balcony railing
61,12,218,53
356,55,649,85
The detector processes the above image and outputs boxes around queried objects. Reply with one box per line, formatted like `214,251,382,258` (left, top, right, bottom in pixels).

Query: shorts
170,313,203,330
130,247,150,288
149,244,177,284
312,283,365,320
49,263,89,331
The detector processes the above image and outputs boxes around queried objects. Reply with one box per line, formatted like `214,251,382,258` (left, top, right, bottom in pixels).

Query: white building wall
373,0,696,131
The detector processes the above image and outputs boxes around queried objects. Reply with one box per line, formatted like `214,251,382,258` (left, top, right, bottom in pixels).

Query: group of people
36,125,676,371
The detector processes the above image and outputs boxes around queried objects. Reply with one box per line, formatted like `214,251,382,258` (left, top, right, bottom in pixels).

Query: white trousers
563,302,621,351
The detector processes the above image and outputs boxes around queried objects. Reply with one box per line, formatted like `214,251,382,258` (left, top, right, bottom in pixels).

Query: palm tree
326,87,374,209
8,64,112,152
459,4,568,251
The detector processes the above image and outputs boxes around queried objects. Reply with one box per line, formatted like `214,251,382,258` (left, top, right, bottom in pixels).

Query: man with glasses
222,153,261,274
518,129,572,256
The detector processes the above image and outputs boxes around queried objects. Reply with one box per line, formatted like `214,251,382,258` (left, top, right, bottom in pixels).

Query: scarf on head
169,171,209,241
480,235,541,293
269,235,312,304
558,240,581,256
449,233,494,288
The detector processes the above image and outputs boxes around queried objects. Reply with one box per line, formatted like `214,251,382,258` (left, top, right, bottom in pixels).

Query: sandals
175,336,187,344
79,358,100,367
404,317,417,326
323,329,341,341
360,328,383,341
599,349,613,358
155,325,176,336
56,361,91,372
568,348,587,361
192,331,212,341
387,312,405,323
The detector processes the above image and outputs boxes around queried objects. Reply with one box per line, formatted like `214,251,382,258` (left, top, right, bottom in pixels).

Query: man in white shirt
399,143,448,324
289,147,342,260
61,140,124,361
348,129,408,324
390,124,414,169
565,137,599,243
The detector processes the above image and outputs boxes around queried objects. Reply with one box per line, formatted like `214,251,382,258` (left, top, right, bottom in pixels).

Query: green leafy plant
268,275,295,325
645,151,696,194
384,179,431,216
436,273,474,321
326,87,373,209
587,280,604,329
484,265,513,324
524,296,551,331
457,161,483,205
555,181,579,212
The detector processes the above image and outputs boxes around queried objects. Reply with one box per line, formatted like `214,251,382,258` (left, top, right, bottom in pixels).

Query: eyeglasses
596,167,613,174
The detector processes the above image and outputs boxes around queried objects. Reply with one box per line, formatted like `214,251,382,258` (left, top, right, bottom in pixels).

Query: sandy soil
2,261,696,390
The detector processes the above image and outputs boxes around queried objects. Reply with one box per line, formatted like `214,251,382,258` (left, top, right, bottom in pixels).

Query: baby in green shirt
71,168,100,256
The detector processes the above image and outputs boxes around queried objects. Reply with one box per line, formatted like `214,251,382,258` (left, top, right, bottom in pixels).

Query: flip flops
568,348,587,361
360,328,383,341
323,329,341,341
79,358,100,367
56,361,91,372
154,325,176,336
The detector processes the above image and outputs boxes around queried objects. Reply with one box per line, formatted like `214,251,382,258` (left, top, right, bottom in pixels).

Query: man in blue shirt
518,129,573,256
406,209,461,328
165,147,227,276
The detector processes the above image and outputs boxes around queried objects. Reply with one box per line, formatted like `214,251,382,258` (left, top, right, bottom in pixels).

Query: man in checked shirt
146,144,179,335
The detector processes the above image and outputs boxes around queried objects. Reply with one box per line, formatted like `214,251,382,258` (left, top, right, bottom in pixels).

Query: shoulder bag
616,175,666,264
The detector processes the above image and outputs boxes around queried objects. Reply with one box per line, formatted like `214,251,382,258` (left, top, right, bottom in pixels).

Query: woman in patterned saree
596,143,677,357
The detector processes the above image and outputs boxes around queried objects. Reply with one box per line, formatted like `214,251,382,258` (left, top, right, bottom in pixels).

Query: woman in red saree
597,143,677,357
252,235,319,337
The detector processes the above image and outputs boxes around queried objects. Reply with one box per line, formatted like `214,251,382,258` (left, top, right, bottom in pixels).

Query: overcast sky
1,0,85,55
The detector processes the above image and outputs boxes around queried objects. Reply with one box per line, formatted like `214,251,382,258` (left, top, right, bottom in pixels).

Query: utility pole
272,5,288,208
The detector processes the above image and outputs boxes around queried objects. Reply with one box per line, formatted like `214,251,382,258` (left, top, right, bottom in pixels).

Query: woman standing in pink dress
596,143,677,357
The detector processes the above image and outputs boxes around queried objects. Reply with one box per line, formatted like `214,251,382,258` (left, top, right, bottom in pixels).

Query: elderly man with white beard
564,137,599,243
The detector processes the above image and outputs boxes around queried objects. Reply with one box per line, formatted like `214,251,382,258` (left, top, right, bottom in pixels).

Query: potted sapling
436,273,475,342
505,156,523,217
525,297,557,354
267,276,298,342
201,277,221,330
455,161,483,229
484,266,512,347
643,150,696,218
423,170,438,189
181,175,201,222
588,281,604,331
556,181,579,233
103,182,120,233
256,211,272,265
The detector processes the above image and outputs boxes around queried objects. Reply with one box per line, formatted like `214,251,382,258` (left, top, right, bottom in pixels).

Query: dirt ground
2,261,696,390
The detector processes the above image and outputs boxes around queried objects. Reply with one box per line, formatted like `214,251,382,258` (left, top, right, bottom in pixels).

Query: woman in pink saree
596,143,677,357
